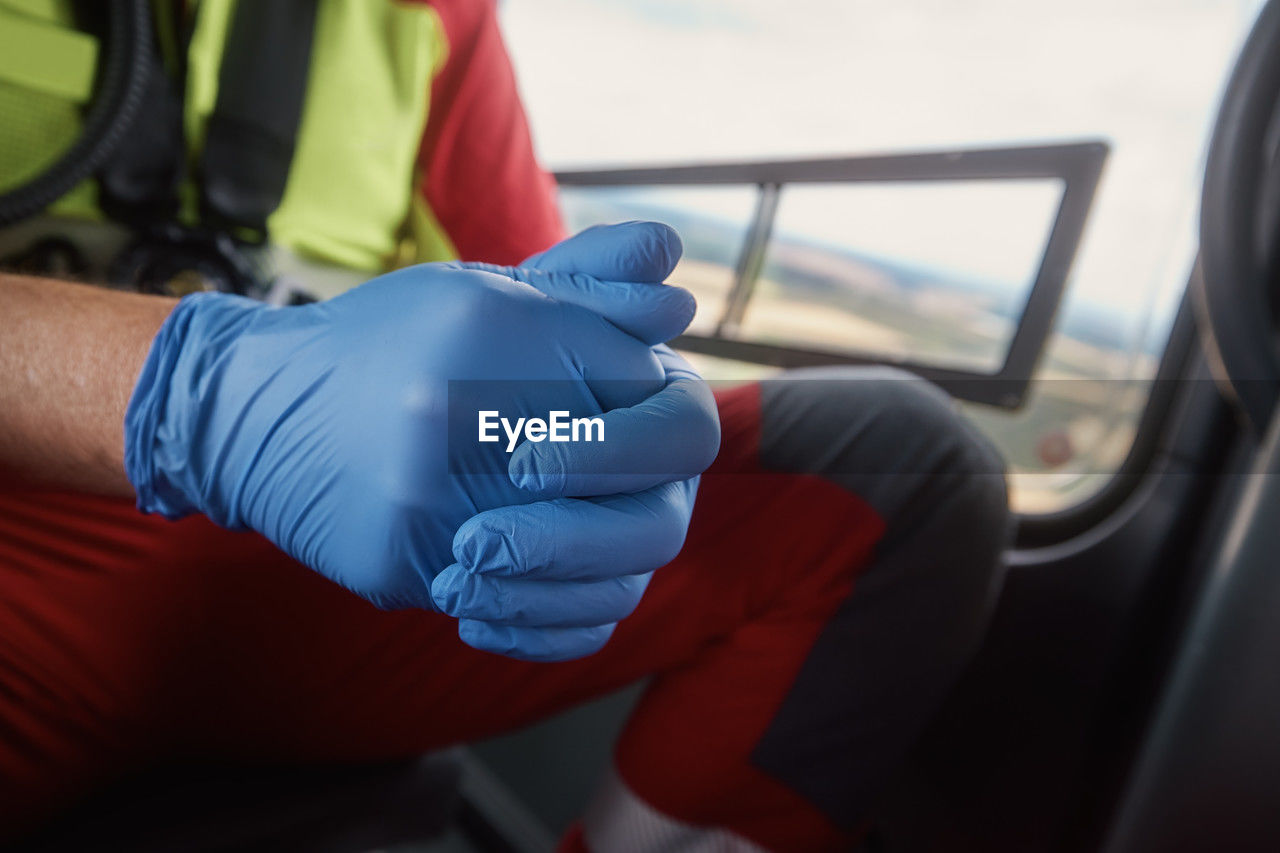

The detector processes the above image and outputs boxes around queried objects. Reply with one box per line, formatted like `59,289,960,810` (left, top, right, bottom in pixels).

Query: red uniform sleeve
418,0,567,264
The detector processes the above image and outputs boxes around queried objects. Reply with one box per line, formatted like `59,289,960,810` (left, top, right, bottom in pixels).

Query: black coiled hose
0,0,151,226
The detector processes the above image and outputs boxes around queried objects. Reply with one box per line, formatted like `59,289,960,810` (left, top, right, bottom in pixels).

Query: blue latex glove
434,222,720,660
124,243,708,624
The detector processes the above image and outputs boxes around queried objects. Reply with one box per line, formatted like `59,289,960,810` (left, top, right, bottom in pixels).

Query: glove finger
462,263,694,346
452,481,693,581
522,221,683,283
433,563,651,627
551,304,669,411
524,268,694,346
457,620,617,662
515,221,689,346
510,348,719,497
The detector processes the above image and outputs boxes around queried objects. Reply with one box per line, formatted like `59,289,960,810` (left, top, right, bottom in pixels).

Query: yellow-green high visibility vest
0,0,458,274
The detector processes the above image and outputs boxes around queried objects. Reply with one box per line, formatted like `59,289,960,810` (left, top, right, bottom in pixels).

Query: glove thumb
461,221,695,345
522,220,683,283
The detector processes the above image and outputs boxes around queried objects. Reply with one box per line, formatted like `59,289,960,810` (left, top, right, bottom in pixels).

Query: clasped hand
125,222,720,660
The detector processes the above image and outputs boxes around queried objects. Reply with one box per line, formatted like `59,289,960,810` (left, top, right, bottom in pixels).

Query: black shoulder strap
99,0,318,238
200,0,319,237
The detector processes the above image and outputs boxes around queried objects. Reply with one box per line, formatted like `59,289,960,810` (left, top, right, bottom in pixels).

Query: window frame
555,140,1109,409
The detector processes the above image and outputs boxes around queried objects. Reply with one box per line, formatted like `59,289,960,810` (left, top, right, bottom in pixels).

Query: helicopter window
737,180,1062,375
503,0,1265,514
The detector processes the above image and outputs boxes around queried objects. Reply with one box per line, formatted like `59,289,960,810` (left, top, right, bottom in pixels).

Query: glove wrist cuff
124,292,259,522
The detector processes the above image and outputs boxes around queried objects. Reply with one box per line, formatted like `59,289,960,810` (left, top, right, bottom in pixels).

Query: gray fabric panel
757,366,1007,528
750,366,1012,829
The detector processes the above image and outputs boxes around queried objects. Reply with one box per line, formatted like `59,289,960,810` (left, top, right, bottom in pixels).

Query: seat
13,750,463,852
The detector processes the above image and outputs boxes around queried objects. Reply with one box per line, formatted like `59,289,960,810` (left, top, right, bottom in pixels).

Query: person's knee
757,366,1010,539
757,367,1011,678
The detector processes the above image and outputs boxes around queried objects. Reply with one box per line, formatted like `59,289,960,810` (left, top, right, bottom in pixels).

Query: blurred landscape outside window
501,0,1264,514
741,180,1061,374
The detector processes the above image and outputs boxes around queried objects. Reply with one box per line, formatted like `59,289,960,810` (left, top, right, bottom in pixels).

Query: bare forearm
0,274,176,495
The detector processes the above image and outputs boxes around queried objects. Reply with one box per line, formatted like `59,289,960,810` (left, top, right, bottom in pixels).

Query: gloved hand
125,234,711,628
433,222,720,660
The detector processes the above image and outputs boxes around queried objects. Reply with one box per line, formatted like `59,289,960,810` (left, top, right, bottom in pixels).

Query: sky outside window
502,0,1259,352
500,0,1264,512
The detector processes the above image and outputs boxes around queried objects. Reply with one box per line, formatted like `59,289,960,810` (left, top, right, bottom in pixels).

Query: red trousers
0,375,1009,850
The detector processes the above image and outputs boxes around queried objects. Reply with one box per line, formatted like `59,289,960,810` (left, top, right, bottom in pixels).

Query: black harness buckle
109,223,265,297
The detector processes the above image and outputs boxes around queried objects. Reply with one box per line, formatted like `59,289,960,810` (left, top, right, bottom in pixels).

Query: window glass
502,0,1265,513
740,180,1061,373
